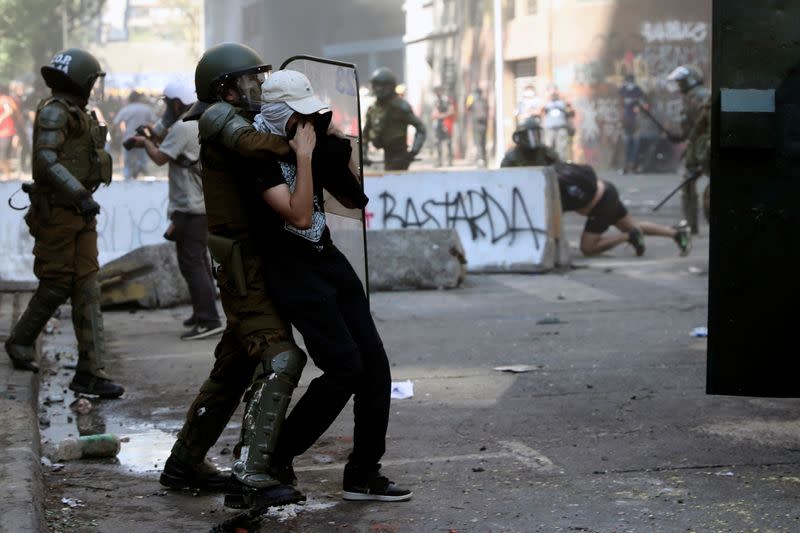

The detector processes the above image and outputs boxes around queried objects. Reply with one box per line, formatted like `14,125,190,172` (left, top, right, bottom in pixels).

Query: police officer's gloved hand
76,194,101,220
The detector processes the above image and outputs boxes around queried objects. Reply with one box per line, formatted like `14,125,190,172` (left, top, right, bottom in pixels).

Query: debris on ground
390,380,414,399
69,398,93,414
493,365,539,373
60,497,84,508
691,326,708,338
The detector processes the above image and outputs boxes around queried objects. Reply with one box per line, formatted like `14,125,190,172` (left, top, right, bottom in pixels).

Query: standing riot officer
4,49,124,398
159,42,305,511
363,67,426,171
500,116,561,167
667,65,711,234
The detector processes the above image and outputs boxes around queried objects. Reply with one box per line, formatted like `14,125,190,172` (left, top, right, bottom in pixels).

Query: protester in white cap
131,78,222,340
248,69,412,503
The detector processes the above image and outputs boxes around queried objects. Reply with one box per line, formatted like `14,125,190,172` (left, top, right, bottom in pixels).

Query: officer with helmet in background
500,116,561,168
159,42,307,512
130,79,222,341
363,67,426,171
667,64,711,234
3,48,124,398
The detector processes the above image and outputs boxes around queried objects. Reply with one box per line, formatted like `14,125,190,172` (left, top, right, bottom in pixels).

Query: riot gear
668,65,704,94
193,42,271,110
512,116,544,149
370,67,398,102
41,48,105,101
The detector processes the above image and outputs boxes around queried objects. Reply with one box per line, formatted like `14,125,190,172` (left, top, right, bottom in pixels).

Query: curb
0,291,46,533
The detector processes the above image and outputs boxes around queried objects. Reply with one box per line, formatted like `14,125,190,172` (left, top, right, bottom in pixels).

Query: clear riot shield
279,56,369,296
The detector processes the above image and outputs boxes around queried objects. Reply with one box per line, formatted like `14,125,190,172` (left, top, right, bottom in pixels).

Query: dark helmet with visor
512,116,544,149
370,67,397,101
41,48,105,101
194,42,271,110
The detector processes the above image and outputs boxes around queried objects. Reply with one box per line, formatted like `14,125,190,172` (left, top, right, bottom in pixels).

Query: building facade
405,0,712,169
204,0,405,86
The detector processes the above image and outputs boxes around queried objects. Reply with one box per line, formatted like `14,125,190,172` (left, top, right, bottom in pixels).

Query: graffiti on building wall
567,18,710,167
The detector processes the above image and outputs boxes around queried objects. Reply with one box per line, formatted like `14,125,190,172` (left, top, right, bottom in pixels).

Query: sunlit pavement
38,171,800,532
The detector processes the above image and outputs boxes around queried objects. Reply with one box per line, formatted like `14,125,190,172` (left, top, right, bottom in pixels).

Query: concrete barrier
367,229,466,291
98,242,189,309
1,167,569,283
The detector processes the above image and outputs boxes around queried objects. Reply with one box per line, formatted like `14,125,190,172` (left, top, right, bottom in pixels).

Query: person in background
515,84,542,125
466,87,489,167
114,91,156,179
619,73,646,174
431,85,455,167
542,88,576,161
0,83,18,179
131,79,222,341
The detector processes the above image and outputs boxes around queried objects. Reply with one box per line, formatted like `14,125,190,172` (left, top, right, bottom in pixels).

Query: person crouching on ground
248,69,412,502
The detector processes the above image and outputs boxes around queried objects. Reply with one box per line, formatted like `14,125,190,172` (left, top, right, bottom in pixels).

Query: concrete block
367,229,467,291
98,243,189,309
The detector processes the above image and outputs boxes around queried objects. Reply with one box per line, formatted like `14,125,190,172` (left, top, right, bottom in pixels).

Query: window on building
513,58,537,79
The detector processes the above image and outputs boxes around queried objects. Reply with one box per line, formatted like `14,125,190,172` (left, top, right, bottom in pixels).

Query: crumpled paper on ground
390,380,414,399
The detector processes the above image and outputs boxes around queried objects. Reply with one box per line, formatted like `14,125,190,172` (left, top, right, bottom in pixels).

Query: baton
652,171,702,212
636,101,679,139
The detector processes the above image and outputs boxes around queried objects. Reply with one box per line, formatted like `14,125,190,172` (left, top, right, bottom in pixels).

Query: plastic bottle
58,433,121,460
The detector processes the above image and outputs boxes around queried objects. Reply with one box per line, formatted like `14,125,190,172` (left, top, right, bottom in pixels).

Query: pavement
5,170,800,532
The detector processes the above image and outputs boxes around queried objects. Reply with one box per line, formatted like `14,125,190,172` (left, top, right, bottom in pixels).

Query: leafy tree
0,0,105,82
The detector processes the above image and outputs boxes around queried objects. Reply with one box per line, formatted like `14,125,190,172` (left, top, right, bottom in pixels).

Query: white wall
0,168,559,281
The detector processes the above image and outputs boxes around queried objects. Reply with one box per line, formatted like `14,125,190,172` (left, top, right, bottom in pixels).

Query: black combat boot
223,482,305,510
160,454,232,491
69,371,125,399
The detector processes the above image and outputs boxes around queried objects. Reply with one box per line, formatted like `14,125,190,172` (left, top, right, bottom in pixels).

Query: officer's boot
68,274,124,398
225,348,307,511
4,281,71,372
681,182,700,235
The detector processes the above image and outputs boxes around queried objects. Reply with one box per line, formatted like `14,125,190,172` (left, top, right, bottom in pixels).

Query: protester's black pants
173,212,219,324
268,246,391,473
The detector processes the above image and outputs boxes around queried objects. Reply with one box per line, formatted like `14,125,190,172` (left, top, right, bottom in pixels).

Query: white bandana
254,101,294,136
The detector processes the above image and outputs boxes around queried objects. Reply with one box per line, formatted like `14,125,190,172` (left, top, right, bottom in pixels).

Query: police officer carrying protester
158,42,306,511
667,64,711,234
4,48,124,398
363,67,426,171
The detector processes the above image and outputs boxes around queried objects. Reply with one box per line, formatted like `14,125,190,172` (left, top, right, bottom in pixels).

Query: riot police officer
667,64,711,234
363,67,426,171
4,49,124,398
500,116,561,167
159,42,306,511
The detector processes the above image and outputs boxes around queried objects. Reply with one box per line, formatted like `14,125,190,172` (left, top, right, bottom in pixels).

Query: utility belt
207,233,254,297
20,183,77,218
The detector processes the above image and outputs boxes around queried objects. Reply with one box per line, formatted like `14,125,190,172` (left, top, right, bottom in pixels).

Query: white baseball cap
163,78,196,105
261,70,329,115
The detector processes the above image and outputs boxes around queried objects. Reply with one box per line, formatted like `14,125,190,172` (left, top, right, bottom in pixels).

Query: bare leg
579,231,630,256
614,215,676,238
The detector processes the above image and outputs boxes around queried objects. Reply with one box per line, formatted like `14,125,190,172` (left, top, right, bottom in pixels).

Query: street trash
58,433,121,461
390,380,414,400
493,365,538,373
311,454,334,464
691,326,708,338
61,497,84,508
41,456,52,467
69,398,93,414
688,266,706,275
51,463,65,472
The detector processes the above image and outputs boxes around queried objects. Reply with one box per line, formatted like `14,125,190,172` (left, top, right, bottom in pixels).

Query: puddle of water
116,428,175,473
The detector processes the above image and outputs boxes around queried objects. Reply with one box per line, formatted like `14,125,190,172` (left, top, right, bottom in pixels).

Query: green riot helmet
41,48,105,101
512,116,544,149
370,67,397,102
667,65,704,94
194,42,271,110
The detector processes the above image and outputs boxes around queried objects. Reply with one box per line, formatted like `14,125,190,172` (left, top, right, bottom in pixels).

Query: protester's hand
163,222,176,242
77,194,101,221
289,122,316,158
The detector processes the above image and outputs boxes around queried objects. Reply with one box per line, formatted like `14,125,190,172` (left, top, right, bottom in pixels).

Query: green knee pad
233,348,307,488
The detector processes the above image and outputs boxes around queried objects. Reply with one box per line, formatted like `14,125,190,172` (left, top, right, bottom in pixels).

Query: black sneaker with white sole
342,474,412,502
181,321,224,340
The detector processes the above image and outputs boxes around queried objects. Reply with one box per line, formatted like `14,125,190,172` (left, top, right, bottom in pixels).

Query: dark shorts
584,182,628,234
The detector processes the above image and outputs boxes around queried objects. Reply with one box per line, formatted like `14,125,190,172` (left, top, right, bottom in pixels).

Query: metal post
493,0,505,167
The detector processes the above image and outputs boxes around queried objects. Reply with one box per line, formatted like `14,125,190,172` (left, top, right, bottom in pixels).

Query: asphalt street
37,172,800,533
